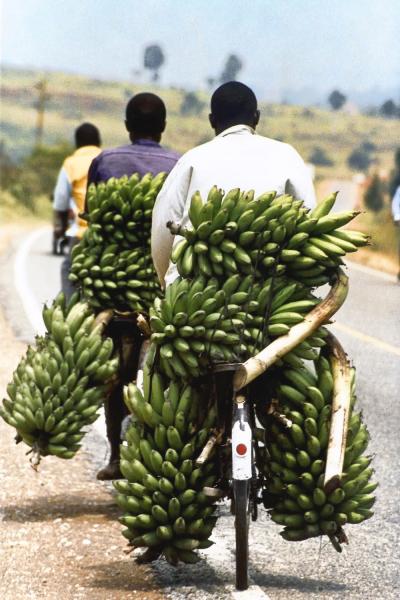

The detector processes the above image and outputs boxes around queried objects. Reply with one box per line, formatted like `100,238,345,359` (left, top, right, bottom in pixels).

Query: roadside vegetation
1,68,399,270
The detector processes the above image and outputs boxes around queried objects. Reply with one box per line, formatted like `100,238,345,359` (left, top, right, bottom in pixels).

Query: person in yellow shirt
53,123,101,299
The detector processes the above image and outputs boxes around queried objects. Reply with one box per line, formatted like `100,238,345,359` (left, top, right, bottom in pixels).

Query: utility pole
33,79,50,147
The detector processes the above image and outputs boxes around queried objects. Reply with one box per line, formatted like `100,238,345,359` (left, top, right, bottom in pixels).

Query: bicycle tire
234,478,250,590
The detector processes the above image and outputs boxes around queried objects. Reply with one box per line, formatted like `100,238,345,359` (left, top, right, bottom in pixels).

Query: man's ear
160,120,166,134
124,120,130,132
254,110,260,128
209,113,216,131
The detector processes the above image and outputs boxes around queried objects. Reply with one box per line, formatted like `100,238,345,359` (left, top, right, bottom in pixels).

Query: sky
1,0,399,102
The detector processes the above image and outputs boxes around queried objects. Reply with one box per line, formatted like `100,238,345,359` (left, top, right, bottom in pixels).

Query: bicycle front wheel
234,478,250,590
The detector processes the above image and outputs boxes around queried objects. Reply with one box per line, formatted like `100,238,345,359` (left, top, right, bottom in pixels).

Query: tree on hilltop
328,89,346,111
380,99,398,118
180,92,205,116
144,45,165,82
220,54,243,83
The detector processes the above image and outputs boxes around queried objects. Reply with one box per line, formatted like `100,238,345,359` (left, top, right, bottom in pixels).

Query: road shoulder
0,283,164,599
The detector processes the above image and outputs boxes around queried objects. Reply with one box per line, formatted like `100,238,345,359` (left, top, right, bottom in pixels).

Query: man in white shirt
391,185,400,281
152,81,316,288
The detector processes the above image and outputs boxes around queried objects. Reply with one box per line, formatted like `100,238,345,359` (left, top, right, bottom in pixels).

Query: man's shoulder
177,138,217,164
180,134,299,160
94,144,179,162
93,145,133,161
253,134,299,155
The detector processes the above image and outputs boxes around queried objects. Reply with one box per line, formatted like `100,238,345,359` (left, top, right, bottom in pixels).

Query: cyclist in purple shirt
88,93,179,481
87,92,179,185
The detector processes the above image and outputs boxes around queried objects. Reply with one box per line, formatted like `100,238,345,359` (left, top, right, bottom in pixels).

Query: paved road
1,227,399,600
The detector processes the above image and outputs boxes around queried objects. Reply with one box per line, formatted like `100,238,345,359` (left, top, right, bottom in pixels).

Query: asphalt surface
1,227,399,600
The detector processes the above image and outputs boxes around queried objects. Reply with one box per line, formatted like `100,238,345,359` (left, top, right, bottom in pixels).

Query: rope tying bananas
0,292,118,467
69,172,167,313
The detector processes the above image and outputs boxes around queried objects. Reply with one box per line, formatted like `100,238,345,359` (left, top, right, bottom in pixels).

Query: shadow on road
251,568,348,594
1,493,118,522
86,558,172,594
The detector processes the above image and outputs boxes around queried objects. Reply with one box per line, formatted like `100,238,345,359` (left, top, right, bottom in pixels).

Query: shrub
364,174,384,212
308,147,334,166
180,92,205,116
347,146,372,171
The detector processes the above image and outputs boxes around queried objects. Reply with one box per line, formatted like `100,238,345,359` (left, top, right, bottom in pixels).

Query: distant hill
1,67,399,179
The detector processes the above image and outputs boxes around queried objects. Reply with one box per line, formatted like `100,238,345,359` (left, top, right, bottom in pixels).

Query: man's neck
130,134,161,144
214,122,255,136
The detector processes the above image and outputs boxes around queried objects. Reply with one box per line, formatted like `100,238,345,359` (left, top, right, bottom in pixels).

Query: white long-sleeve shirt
151,124,316,287
392,186,400,222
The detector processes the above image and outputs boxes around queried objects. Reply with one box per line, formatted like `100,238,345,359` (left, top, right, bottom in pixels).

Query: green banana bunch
171,188,369,288
149,272,327,378
69,172,166,313
258,351,376,551
0,292,119,463
149,276,250,378
116,359,218,564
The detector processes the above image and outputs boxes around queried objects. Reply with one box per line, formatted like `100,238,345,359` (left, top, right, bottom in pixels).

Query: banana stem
166,221,185,236
93,309,114,332
137,313,151,337
29,444,41,470
323,332,351,494
195,431,222,466
232,268,349,391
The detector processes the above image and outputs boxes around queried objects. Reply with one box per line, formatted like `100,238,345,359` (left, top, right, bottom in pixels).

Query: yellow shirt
61,145,101,237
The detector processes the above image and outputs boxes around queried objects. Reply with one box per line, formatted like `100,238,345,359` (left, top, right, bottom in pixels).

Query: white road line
346,259,396,282
13,226,51,336
333,321,400,356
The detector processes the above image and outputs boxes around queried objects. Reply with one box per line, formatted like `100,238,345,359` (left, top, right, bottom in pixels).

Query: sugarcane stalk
323,332,352,494
233,268,349,391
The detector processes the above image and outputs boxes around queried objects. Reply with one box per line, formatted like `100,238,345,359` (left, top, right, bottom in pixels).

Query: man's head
209,81,260,135
125,93,166,142
75,122,101,148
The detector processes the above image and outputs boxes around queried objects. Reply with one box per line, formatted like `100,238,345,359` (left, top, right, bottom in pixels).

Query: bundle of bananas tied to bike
118,185,374,560
170,186,368,288
257,352,376,551
148,186,367,379
149,273,328,379
69,172,166,313
115,347,219,564
0,292,118,466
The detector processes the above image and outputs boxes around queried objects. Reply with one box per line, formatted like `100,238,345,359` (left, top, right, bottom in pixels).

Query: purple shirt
87,139,180,184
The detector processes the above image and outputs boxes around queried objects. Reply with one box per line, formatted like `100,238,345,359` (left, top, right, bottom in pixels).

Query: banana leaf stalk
232,268,349,391
323,332,352,494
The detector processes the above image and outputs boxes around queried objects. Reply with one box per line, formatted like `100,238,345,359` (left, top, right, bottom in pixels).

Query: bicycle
113,268,349,591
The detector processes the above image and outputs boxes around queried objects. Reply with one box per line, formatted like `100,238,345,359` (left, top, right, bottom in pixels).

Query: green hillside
1,67,399,180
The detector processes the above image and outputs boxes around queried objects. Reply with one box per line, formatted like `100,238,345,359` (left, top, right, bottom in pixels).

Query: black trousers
103,319,142,461
61,237,78,303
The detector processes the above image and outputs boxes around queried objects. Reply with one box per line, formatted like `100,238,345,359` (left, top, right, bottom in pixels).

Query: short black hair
211,81,258,128
75,122,101,148
125,93,166,136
